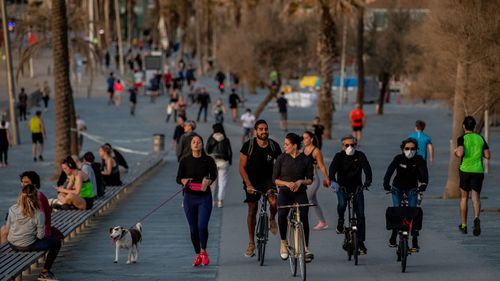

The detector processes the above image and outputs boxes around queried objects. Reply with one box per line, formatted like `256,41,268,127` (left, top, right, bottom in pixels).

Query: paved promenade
1,75,499,280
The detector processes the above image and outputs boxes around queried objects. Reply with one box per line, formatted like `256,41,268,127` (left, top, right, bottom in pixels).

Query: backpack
247,137,277,160
91,162,105,197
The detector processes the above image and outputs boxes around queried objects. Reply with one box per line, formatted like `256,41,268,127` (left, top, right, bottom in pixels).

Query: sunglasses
404,147,417,151
344,143,356,148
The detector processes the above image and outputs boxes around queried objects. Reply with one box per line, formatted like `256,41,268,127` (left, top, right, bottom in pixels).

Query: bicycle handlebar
278,203,316,209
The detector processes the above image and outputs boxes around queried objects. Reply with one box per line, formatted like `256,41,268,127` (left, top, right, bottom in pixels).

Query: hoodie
6,204,44,247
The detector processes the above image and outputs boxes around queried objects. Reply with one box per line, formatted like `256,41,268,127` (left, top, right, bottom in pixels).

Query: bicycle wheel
259,214,268,266
288,223,297,276
345,231,352,261
352,231,359,266
256,214,263,261
297,224,307,281
401,236,408,272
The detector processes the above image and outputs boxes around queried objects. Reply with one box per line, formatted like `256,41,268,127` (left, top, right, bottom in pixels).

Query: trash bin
152,133,165,152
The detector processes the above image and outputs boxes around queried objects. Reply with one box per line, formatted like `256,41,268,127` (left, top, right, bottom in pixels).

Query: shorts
107,87,114,94
32,133,44,144
459,171,484,193
243,183,274,203
243,127,252,137
280,112,287,121
352,126,363,132
84,197,94,210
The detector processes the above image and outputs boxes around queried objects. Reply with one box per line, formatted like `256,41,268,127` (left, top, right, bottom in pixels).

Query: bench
0,152,165,281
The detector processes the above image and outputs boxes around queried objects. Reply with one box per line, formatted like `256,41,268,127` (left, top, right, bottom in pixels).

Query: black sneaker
458,224,467,234
336,220,344,234
473,218,481,236
411,236,419,253
38,270,58,281
33,157,37,162
389,232,397,248
39,155,44,161
358,242,367,255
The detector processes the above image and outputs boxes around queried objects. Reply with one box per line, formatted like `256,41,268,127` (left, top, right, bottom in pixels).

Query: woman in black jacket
206,123,232,208
383,138,428,252
177,135,217,267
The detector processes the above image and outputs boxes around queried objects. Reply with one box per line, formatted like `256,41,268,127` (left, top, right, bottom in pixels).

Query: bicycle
254,189,276,266
278,202,315,281
340,185,365,266
385,189,423,273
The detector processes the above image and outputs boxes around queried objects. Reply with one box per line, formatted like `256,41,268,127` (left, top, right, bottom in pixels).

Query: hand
418,184,427,192
246,185,255,194
363,182,371,190
287,182,298,192
322,178,331,188
384,184,391,192
181,178,191,187
330,181,340,192
201,178,212,191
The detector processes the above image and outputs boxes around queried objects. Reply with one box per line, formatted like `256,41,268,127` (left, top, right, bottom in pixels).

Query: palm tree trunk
104,0,111,48
126,0,133,47
444,47,469,199
52,0,74,174
356,6,365,107
376,71,389,115
254,85,278,119
317,2,337,139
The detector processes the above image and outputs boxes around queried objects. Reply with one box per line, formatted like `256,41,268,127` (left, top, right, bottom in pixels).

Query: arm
455,136,464,158
205,137,215,155
36,211,45,240
101,159,113,176
418,157,429,185
383,157,398,190
328,154,339,182
227,140,233,165
59,173,82,195
427,143,434,164
361,153,373,186
239,153,254,192
314,149,330,187
483,139,491,160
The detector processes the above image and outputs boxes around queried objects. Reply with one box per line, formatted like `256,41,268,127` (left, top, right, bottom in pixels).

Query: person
273,133,314,261
18,88,28,121
276,92,288,132
383,138,428,251
454,116,490,236
166,89,180,123
1,171,64,244
129,86,138,116
99,145,122,186
229,88,241,122
312,116,325,150
215,71,226,94
164,69,173,94
176,135,217,266
42,81,50,112
0,120,10,167
186,63,196,88
176,95,187,118
80,153,98,200
103,143,129,171
76,114,87,153
55,156,95,210
176,120,200,162
206,123,232,208
133,69,143,91
107,72,115,106
409,120,434,164
83,151,105,197
5,184,61,281
212,98,226,124
240,108,255,144
239,119,282,257
349,104,365,144
172,115,186,149
329,135,372,255
29,111,46,162
197,88,211,123
105,51,111,69
114,79,124,109
303,131,330,230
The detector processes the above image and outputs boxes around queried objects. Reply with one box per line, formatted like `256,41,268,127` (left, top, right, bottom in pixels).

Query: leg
354,192,366,242
127,248,132,264
198,194,213,251
217,162,229,202
0,225,8,244
30,238,62,271
203,106,208,122
277,189,293,241
268,194,278,220
39,143,44,158
296,190,310,246
197,106,202,122
336,191,347,225
471,190,481,219
114,244,119,262
183,193,201,254
460,189,469,225
247,202,258,244
307,173,326,223
32,143,37,159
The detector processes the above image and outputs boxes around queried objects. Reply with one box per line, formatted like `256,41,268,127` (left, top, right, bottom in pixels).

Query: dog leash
132,189,183,227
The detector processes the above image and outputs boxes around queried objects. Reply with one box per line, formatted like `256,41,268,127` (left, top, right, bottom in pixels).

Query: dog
109,223,142,264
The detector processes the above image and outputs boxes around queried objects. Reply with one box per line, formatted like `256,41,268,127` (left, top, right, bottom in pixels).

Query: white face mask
404,150,416,159
345,146,355,156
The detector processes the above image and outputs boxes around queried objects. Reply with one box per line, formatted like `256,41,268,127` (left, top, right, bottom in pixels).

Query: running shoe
280,240,289,260
458,224,467,234
192,254,202,266
336,220,344,234
473,217,481,236
200,251,210,266
269,219,278,235
389,230,397,247
313,221,329,231
411,236,420,253
245,242,255,257
305,249,314,263
38,271,58,281
217,200,223,208
358,242,367,255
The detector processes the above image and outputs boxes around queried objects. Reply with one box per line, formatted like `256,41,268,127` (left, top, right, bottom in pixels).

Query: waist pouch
188,182,207,192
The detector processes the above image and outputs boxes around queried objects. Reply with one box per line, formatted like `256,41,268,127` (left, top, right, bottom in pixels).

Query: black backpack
91,162,105,197
247,137,277,160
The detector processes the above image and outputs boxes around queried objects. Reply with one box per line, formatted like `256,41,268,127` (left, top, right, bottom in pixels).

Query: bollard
152,133,165,152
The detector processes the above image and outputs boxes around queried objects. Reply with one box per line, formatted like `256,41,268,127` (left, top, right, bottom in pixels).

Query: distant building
365,0,430,30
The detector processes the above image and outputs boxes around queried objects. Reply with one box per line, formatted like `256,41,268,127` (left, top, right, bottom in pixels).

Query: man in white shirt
240,108,255,144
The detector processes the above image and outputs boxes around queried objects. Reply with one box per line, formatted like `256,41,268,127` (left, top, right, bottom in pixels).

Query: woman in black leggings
273,133,314,262
177,135,217,267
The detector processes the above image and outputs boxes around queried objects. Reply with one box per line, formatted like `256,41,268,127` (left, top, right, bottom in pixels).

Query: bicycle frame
340,186,364,265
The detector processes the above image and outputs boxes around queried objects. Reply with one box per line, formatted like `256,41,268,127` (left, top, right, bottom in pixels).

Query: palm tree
52,0,75,172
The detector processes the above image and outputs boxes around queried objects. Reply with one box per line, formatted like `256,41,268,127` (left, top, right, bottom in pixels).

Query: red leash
134,189,183,226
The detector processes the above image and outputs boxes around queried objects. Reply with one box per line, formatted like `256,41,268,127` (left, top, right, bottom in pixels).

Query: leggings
10,237,61,271
183,192,213,254
211,160,229,201
197,105,208,122
278,187,310,246
306,169,326,222
0,146,7,164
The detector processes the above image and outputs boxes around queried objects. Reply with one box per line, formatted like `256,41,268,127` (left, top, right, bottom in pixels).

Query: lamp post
1,0,19,145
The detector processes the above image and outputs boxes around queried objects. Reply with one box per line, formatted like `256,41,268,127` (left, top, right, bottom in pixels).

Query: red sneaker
200,251,210,266
192,254,202,266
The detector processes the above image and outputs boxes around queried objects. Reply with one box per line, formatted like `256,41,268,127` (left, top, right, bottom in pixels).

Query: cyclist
240,119,282,257
273,133,314,261
455,116,490,236
383,138,428,251
328,135,372,255
240,108,255,144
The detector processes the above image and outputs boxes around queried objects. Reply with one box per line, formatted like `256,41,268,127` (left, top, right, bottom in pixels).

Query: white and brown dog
109,223,142,264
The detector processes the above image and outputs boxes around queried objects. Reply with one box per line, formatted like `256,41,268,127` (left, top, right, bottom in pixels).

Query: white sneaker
280,240,289,260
